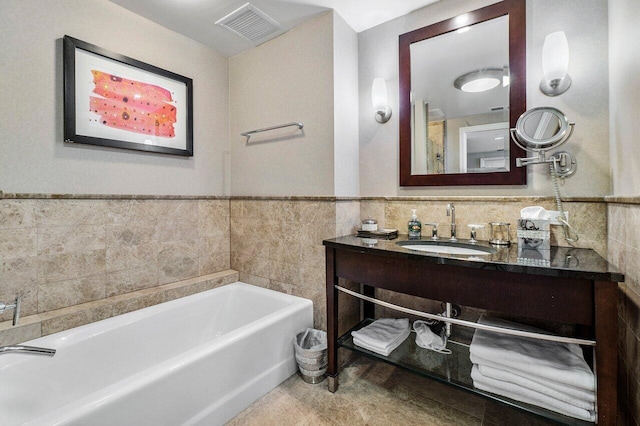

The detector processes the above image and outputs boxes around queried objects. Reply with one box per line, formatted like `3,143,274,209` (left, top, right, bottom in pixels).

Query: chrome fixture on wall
511,106,579,244
540,31,572,96
0,296,21,326
372,78,392,123
511,106,576,177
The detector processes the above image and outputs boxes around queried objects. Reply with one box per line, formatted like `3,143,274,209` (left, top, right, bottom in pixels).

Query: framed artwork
63,35,193,156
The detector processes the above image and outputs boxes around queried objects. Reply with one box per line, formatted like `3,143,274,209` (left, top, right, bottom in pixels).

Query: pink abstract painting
89,70,176,138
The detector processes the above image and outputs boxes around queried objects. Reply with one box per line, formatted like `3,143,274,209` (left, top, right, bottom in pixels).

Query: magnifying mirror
510,106,576,177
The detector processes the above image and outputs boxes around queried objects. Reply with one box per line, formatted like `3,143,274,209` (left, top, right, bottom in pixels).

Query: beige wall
610,0,640,196
0,0,229,196
358,0,610,197
333,12,360,197
229,13,336,197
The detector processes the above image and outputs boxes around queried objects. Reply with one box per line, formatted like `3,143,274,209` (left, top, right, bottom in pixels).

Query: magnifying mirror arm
512,122,575,168
516,151,548,167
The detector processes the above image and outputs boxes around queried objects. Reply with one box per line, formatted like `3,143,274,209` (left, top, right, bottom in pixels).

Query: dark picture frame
63,35,193,156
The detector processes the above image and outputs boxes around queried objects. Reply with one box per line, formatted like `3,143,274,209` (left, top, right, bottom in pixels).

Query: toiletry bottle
408,209,422,239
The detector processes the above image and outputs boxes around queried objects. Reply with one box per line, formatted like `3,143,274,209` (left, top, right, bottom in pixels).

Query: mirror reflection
410,16,510,175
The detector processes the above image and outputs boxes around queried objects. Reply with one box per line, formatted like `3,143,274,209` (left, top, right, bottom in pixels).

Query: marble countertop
323,234,624,283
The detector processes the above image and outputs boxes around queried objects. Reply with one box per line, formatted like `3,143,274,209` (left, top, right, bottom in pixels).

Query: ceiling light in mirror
454,69,504,93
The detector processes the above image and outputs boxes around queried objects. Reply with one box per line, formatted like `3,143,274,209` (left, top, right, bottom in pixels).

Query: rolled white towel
470,317,594,391
471,365,595,422
471,354,595,403
352,318,410,356
477,363,594,410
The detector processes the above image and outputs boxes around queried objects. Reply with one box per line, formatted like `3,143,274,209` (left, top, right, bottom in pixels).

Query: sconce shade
372,78,392,123
372,78,387,109
540,31,571,96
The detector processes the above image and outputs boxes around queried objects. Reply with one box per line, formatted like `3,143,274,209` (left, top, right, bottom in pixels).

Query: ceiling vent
216,3,284,45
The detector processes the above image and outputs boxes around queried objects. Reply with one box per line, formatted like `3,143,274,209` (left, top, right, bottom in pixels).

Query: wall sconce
540,31,571,96
372,78,392,123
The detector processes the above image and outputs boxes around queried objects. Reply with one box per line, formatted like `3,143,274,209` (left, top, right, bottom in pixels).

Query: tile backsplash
0,198,230,328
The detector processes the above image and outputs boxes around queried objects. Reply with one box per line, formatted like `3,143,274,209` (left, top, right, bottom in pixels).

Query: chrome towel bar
241,122,303,140
335,285,595,346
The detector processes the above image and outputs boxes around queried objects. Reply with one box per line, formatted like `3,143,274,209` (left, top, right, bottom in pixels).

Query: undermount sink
396,240,497,256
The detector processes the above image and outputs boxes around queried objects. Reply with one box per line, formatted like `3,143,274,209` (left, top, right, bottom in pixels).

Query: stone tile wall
363,197,607,256
607,201,640,426
0,198,231,344
230,199,361,332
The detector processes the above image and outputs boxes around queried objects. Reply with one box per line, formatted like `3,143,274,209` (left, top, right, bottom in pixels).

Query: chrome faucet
0,345,56,357
446,203,457,241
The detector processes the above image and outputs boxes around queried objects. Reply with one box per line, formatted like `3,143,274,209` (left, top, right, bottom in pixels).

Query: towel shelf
338,319,594,426
335,285,596,346
241,122,303,141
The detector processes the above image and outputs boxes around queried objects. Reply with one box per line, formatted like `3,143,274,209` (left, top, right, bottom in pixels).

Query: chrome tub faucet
0,345,56,357
0,296,56,357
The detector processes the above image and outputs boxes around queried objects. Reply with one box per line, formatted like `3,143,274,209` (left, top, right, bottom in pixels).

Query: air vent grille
216,3,283,44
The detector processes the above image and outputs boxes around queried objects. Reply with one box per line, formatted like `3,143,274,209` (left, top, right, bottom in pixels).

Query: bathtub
0,282,313,426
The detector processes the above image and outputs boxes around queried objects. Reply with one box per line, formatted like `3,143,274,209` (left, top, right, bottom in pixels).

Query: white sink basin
396,241,496,256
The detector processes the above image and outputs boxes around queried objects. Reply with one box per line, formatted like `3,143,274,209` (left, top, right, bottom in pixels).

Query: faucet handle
13,296,21,326
468,224,485,243
0,296,21,326
424,223,439,240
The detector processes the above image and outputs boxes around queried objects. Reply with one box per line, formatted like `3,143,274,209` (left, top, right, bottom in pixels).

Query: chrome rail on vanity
335,285,596,346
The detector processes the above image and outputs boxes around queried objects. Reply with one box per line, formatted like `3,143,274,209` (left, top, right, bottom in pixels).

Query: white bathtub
0,282,313,426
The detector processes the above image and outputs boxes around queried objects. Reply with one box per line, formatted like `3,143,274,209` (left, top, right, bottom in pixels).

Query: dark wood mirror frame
399,0,527,186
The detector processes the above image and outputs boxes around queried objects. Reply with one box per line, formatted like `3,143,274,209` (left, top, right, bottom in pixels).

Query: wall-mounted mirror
399,0,527,186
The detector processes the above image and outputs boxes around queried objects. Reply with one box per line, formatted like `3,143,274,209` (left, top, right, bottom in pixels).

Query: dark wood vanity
324,235,623,425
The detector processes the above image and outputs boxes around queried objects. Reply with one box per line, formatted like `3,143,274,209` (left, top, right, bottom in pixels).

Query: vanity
324,235,623,425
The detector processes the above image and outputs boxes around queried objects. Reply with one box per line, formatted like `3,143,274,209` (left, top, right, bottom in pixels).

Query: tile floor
227,353,556,425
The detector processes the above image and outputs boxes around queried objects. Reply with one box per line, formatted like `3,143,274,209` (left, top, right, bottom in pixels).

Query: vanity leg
594,281,617,425
326,247,339,392
327,375,339,393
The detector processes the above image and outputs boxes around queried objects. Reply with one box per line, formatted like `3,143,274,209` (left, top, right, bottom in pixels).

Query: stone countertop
323,234,624,283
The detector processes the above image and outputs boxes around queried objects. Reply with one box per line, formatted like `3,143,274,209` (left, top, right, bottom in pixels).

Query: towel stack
470,317,596,422
352,318,410,356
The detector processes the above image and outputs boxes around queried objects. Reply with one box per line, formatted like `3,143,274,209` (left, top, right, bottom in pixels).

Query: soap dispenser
408,209,422,239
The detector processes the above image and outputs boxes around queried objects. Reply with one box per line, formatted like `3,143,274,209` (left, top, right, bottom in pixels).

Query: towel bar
241,122,303,141
335,285,596,346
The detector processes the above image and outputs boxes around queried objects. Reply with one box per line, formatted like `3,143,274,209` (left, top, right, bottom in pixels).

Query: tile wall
361,197,607,256
229,199,362,333
607,200,640,426
0,197,231,345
